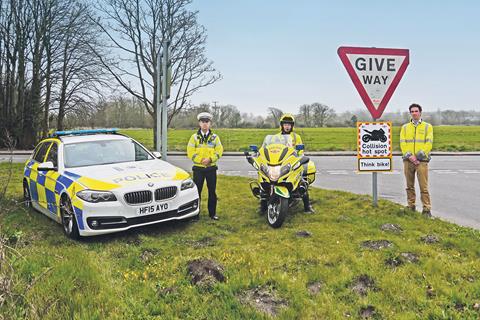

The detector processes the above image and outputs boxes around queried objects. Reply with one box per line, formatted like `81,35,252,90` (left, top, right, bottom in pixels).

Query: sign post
338,46,409,206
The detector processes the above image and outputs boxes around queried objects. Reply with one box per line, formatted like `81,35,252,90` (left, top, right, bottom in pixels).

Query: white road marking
433,170,456,174
459,170,480,174
327,170,349,175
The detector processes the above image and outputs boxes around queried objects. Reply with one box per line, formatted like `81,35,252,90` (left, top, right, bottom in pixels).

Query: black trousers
192,166,218,217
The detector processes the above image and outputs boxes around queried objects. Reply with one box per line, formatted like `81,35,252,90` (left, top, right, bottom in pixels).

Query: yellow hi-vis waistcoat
187,130,224,168
400,121,433,161
275,132,304,155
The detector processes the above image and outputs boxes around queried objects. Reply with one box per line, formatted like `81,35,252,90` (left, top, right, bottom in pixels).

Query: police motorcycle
244,135,316,228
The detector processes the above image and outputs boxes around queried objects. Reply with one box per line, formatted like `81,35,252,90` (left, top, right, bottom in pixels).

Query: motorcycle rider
276,113,315,213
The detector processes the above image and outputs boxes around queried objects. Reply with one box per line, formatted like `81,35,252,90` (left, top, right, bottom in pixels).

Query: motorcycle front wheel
267,196,288,228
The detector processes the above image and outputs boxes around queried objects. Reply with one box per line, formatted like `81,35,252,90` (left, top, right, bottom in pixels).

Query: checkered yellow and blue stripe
24,159,87,230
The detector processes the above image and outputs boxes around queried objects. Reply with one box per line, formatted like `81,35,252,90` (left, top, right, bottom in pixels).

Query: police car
22,129,199,239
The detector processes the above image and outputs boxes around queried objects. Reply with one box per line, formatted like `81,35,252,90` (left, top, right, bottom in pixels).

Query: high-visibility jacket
187,129,223,168
276,132,304,155
400,120,433,161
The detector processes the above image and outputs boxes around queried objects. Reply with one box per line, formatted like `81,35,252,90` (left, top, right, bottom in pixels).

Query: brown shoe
422,209,432,218
405,205,416,212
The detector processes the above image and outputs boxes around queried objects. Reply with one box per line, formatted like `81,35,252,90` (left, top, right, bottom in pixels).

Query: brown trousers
403,160,431,211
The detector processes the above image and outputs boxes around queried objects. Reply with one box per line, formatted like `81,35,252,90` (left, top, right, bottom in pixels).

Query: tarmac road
168,155,480,229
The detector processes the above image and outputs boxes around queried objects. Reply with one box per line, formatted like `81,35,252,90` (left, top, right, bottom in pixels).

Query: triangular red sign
338,46,409,119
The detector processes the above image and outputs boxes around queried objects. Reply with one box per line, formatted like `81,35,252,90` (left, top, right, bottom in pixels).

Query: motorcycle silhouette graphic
362,128,387,143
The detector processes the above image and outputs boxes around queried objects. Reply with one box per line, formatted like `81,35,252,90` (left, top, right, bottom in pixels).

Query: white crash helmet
197,112,213,121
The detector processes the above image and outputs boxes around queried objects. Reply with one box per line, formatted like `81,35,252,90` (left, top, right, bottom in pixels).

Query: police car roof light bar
52,128,119,137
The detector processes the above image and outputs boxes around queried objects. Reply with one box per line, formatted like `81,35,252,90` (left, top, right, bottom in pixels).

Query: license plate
136,202,170,215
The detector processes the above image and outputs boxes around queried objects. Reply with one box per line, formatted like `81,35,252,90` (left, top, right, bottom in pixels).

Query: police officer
400,103,433,217
277,113,314,213
187,112,223,220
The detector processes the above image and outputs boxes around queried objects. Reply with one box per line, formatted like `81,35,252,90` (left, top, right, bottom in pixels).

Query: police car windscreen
64,140,153,168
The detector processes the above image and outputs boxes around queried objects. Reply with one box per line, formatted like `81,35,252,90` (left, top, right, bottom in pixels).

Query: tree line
0,0,219,148
66,98,480,129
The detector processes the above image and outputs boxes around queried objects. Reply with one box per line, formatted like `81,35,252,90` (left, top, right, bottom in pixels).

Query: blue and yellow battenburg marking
24,160,120,231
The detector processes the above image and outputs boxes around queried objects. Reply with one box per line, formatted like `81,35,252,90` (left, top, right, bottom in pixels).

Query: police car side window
134,141,153,161
33,142,52,163
46,143,58,167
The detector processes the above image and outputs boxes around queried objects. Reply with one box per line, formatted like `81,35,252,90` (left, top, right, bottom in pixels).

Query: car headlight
76,190,117,203
181,178,195,190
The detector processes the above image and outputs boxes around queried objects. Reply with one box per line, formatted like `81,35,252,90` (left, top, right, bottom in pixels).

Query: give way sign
337,46,409,119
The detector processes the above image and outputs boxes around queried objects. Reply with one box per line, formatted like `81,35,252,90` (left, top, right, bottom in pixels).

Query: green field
120,126,480,152
1,163,480,319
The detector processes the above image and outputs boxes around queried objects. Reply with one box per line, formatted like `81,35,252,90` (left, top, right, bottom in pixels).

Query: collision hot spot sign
357,122,392,172
338,46,409,119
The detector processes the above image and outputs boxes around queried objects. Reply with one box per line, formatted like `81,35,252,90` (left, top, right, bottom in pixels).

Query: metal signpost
156,40,171,160
338,46,409,206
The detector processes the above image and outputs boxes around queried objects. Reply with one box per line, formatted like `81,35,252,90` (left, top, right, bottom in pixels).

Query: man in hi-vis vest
400,104,433,217
187,112,223,220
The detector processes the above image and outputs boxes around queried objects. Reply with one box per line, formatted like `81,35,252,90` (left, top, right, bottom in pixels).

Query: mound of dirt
187,259,225,288
238,286,288,317
361,240,393,250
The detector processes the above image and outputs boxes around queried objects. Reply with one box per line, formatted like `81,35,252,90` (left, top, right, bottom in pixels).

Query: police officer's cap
197,112,213,122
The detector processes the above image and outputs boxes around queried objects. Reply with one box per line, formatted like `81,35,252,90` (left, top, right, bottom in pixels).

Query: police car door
43,142,60,218
29,141,52,212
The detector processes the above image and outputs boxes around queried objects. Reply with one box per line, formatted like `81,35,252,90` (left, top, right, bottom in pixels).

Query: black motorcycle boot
303,192,315,214
259,199,268,214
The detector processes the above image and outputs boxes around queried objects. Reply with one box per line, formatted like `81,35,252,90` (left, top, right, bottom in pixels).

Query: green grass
120,126,480,152
1,163,480,319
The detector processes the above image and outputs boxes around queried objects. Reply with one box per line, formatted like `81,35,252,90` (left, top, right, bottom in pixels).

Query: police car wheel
60,197,80,240
23,181,31,208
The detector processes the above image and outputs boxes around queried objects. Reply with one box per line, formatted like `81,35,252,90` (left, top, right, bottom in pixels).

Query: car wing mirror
38,161,56,171
249,145,258,153
152,151,161,159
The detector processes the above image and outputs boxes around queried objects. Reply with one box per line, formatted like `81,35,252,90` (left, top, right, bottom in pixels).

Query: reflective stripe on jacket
187,130,223,168
400,121,433,161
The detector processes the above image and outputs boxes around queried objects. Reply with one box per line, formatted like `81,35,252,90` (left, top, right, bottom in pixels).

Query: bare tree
93,0,221,147
55,1,109,130
268,107,283,127
298,103,313,127
311,102,335,127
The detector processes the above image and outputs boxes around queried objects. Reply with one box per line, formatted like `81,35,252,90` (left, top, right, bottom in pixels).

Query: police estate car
22,129,199,239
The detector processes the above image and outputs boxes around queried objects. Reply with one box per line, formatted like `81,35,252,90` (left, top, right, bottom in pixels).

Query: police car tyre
23,180,31,208
267,197,288,228
60,197,80,240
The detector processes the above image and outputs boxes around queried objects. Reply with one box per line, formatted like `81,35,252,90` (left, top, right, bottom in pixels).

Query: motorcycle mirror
295,144,305,151
299,156,310,166
250,145,258,152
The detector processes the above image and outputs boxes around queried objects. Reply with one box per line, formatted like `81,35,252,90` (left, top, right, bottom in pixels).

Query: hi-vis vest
187,130,223,168
400,120,433,161
276,132,304,155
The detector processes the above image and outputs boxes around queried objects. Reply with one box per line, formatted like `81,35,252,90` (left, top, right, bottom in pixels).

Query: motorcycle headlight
280,163,291,177
76,190,117,203
181,178,195,190
268,166,281,181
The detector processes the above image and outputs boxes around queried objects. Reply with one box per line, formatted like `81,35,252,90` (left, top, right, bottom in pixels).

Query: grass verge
120,126,480,152
1,163,480,319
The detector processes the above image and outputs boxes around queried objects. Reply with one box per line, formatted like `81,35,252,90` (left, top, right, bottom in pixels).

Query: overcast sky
188,0,480,116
